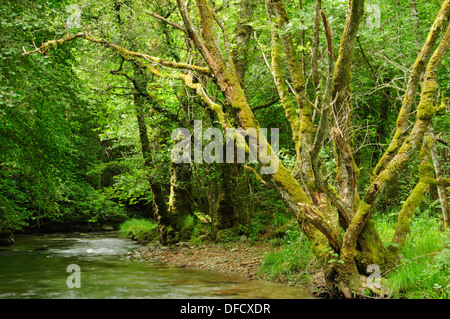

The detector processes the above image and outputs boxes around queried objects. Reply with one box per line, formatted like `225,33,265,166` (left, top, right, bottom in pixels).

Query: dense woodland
1,0,449,298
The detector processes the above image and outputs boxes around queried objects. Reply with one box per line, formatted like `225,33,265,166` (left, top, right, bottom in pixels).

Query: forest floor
125,240,274,280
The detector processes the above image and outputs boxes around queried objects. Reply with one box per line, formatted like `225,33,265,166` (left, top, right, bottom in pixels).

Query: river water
0,232,312,299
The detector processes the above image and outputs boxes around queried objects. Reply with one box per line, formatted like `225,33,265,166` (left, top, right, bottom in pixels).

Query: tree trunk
217,163,236,230
338,16,450,295
232,0,254,86
427,125,449,229
131,64,190,245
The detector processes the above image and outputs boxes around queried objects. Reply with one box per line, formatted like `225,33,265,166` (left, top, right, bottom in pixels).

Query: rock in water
0,230,14,246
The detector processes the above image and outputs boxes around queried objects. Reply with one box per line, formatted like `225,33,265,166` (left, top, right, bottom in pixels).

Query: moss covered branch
340,19,450,269
373,0,450,178
267,10,301,158
24,32,211,75
386,139,435,265
330,0,365,207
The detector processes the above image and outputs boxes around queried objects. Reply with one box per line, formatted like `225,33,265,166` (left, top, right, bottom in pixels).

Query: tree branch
341,19,450,265
373,0,450,178
297,203,342,253
23,32,212,75
252,97,280,111
144,11,186,32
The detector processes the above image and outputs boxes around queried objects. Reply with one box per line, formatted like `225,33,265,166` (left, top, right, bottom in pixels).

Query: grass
374,211,449,299
258,226,316,286
119,218,159,243
257,210,449,299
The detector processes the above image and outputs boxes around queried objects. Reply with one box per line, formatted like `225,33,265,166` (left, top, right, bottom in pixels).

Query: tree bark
427,126,449,229
386,139,434,266
232,0,254,86
331,0,365,208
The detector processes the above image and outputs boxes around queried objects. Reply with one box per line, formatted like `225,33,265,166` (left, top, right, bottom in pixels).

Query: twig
240,260,260,266
145,11,186,32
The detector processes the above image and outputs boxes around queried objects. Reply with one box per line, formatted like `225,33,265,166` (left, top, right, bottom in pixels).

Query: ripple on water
46,238,137,257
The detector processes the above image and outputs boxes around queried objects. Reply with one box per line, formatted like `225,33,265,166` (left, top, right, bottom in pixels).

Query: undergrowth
119,218,159,243
374,212,449,299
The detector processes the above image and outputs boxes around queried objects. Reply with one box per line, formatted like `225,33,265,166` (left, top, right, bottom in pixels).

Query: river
0,232,313,299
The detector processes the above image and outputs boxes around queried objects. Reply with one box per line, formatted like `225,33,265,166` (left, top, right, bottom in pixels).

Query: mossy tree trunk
232,0,254,86
123,63,191,245
168,162,193,228
217,163,236,230
175,0,450,297
129,66,175,245
385,139,435,266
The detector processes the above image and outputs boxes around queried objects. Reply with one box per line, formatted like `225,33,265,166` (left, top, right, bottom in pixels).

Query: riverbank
124,239,328,298
119,214,450,299
119,219,325,296
127,241,271,280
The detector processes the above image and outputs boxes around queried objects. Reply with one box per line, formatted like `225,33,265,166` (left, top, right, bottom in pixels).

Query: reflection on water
0,232,313,299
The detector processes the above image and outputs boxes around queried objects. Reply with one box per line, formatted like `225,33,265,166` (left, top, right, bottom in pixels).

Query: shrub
119,218,159,243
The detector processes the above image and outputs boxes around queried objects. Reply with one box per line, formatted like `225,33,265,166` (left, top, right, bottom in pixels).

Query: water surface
0,232,312,299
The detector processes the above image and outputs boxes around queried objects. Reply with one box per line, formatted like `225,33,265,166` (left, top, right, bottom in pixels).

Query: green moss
357,220,386,266
417,80,438,121
307,180,317,191
119,219,159,244
436,94,447,115
299,115,312,134
231,88,246,111
274,165,311,205
355,200,372,222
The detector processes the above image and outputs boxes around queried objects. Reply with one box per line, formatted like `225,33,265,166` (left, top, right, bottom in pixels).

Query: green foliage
259,226,315,285
184,214,209,245
374,212,450,299
119,218,159,243
0,0,112,230
101,162,153,208
1,0,449,300
216,228,240,243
